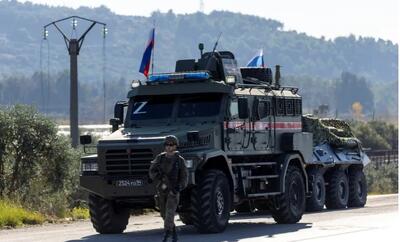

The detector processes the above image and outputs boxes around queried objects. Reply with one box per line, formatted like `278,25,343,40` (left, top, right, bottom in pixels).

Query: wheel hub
290,180,301,212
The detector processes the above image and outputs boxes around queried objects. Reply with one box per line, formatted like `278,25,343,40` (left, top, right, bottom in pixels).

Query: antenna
44,16,107,148
275,65,281,88
212,32,222,52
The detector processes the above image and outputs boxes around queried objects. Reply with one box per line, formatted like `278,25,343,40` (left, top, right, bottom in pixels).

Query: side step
232,161,280,198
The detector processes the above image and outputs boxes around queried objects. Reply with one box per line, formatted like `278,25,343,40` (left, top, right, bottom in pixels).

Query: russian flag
247,49,264,67
139,28,155,77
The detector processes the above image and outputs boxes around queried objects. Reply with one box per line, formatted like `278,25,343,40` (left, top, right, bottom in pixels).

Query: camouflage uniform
149,151,188,232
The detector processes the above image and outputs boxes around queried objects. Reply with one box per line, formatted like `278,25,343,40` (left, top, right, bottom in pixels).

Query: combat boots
161,228,177,242
172,227,178,242
162,230,170,242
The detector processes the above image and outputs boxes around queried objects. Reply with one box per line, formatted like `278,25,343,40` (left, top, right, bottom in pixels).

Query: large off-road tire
178,212,193,225
191,169,232,233
348,169,367,207
88,194,130,234
235,201,253,213
270,165,305,224
306,169,326,212
325,170,349,209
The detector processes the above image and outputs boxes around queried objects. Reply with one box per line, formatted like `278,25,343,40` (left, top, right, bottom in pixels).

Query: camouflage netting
302,115,360,149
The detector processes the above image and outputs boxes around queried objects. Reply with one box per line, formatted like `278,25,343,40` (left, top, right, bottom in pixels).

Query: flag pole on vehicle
151,19,155,75
139,25,155,79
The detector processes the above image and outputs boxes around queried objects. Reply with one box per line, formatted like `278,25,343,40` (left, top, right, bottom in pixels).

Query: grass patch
70,207,90,220
0,200,45,228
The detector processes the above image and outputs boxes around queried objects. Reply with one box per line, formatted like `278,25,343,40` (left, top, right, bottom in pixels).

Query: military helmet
164,135,179,146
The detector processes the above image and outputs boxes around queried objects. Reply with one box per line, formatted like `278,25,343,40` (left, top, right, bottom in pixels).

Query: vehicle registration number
116,179,144,187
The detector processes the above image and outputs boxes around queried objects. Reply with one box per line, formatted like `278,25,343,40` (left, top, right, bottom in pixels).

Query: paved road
1,194,398,242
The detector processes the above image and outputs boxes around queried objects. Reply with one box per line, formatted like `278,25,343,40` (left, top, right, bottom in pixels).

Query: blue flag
139,28,155,77
247,49,264,67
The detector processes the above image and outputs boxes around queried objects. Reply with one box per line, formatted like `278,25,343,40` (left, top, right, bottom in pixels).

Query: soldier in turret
149,135,188,242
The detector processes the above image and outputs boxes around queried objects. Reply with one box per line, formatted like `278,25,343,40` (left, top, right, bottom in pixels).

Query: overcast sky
18,0,399,43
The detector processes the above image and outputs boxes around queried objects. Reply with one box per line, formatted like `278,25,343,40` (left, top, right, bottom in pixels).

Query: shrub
0,200,45,228
350,121,397,150
365,162,398,194
70,207,90,220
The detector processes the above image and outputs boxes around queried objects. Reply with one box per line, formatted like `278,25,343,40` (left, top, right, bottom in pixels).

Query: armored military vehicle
80,47,369,234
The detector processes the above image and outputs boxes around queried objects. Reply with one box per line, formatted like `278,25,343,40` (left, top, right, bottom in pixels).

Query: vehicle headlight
131,80,141,88
184,159,193,168
81,162,98,172
225,75,236,84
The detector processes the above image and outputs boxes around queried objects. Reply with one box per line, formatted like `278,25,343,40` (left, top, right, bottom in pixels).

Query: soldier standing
149,135,188,242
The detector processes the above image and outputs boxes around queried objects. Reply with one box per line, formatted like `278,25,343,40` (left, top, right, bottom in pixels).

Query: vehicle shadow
65,222,311,242
233,206,367,219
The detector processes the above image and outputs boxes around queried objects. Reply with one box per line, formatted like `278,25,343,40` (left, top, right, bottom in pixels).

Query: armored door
224,97,248,151
253,98,274,151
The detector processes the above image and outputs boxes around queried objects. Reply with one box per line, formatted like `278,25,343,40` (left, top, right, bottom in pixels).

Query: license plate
116,179,144,187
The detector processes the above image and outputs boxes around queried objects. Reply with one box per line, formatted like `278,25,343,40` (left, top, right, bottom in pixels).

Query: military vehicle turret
79,47,369,234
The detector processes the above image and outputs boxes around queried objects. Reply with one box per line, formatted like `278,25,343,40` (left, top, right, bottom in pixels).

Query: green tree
351,121,398,150
0,105,81,215
0,109,12,197
335,72,374,114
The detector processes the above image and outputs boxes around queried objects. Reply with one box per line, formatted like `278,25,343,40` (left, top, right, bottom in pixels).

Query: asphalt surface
0,194,398,242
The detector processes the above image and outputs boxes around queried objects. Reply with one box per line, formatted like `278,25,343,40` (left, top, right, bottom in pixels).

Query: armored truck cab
80,50,369,234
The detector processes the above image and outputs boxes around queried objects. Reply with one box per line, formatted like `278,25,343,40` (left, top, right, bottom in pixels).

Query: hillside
0,0,397,83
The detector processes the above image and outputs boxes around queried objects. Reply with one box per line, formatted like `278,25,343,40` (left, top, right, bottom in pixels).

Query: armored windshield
130,95,174,120
178,93,221,118
129,93,222,124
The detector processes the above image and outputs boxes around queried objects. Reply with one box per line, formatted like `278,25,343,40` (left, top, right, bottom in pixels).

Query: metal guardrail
366,150,398,164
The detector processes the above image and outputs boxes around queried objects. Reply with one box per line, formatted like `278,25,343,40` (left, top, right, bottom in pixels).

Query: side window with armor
229,99,239,119
257,100,271,119
285,99,294,116
276,98,285,116
294,99,302,116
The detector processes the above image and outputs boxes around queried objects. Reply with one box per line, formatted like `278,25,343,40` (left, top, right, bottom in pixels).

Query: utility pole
69,39,79,148
44,16,107,148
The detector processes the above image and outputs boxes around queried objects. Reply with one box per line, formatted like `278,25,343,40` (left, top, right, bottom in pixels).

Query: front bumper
80,175,157,200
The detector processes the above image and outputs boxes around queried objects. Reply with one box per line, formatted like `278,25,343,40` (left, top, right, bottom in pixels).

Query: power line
39,32,50,115
46,39,50,115
40,38,44,111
